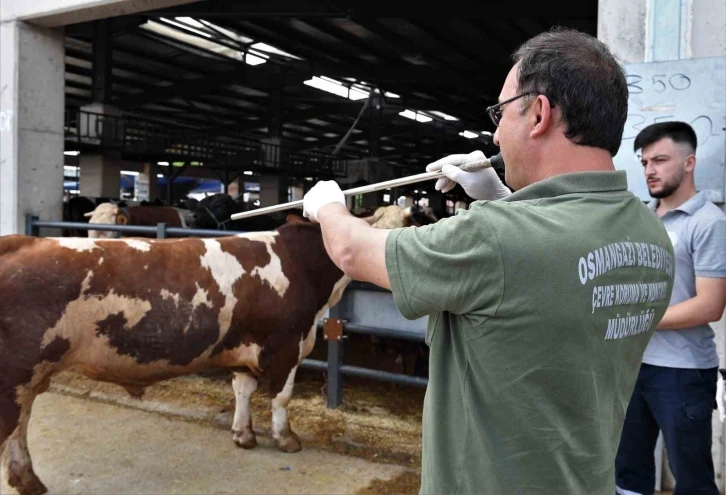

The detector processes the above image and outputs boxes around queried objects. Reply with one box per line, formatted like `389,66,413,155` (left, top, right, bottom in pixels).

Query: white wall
0,0,195,26
0,20,65,235
599,1,726,491
690,0,726,58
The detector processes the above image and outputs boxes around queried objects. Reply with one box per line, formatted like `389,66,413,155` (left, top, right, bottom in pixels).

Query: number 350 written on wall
623,72,716,144
626,73,691,94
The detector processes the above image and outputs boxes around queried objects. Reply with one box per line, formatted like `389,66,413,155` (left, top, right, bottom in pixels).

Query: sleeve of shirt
384,203,505,320
693,214,726,278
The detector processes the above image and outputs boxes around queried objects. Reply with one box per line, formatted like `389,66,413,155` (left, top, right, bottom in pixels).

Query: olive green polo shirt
385,171,674,495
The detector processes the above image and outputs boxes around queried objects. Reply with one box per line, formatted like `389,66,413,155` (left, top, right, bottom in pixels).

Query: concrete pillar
134,163,158,202
145,163,158,201
598,0,647,63
396,196,414,208
227,178,241,198
79,153,121,198
91,18,112,104
259,175,288,206
289,180,304,201
0,20,64,235
599,0,725,64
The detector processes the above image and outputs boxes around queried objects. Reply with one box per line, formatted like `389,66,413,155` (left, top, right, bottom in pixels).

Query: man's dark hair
513,28,628,156
633,121,697,153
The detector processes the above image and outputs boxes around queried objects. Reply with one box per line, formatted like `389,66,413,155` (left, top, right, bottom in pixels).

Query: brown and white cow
85,203,195,238
0,206,414,495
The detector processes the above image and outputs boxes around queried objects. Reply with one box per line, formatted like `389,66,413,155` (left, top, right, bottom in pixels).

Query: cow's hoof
232,430,257,449
277,431,302,453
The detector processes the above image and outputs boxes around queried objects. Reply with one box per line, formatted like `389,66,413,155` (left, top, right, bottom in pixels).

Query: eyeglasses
486,92,535,127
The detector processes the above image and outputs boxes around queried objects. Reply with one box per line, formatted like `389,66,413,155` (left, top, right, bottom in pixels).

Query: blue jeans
615,363,718,495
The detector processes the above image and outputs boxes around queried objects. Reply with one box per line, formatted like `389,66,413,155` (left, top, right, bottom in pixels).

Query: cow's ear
404,206,415,219
115,213,129,225
84,212,94,218
286,214,307,224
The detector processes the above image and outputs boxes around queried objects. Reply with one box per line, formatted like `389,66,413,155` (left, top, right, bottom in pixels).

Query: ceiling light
399,110,417,120
459,130,479,139
348,88,369,100
174,17,205,29
384,91,400,98
304,77,348,98
250,42,301,60
243,171,253,176
160,17,211,38
244,53,267,66
157,161,169,166
64,151,80,156
415,113,433,123
429,110,459,121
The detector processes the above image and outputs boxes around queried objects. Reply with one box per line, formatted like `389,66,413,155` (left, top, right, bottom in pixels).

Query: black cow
62,196,95,237
190,194,293,232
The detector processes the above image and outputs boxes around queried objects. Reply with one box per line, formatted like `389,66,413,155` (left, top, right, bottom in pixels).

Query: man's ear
530,95,554,139
685,154,696,174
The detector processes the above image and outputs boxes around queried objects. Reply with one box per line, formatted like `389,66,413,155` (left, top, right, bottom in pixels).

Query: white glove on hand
717,371,726,422
426,150,511,201
303,180,346,222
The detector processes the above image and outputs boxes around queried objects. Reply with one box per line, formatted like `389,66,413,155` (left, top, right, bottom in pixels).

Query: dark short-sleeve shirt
386,171,674,495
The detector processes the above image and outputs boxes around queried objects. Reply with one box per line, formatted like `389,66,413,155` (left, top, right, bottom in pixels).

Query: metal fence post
25,214,39,237
156,222,168,239
324,318,344,409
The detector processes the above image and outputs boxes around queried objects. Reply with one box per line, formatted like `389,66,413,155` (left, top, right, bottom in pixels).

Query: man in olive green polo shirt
302,29,674,495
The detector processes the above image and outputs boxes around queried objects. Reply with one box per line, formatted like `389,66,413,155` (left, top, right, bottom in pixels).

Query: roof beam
191,100,365,137
145,0,596,19
116,66,271,108
296,18,398,64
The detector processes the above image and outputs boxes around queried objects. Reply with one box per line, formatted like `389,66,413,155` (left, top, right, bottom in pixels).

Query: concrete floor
1,393,407,495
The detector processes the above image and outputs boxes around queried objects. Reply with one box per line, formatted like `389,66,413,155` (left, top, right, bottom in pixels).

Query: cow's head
191,194,238,229
362,205,417,229
84,202,120,238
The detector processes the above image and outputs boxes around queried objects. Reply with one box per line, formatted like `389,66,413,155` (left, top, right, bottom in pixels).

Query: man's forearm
317,203,391,288
317,204,362,271
657,296,726,330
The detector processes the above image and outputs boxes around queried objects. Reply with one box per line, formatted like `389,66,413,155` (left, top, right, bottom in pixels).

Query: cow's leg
271,365,301,453
231,372,258,449
2,391,46,495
